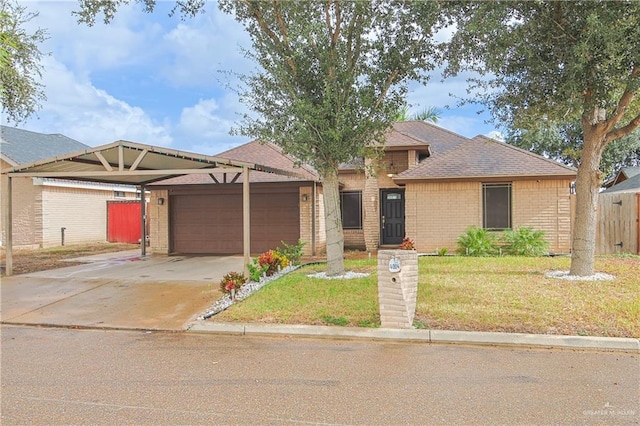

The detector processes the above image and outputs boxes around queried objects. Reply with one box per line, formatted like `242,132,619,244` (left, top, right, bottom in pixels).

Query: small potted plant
219,271,247,300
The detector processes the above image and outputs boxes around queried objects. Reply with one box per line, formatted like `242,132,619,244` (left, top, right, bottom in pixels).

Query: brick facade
149,190,170,254
405,179,574,254
2,159,138,248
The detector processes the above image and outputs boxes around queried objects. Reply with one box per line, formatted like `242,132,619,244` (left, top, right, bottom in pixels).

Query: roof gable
392,121,468,155
1,126,89,166
396,134,577,182
601,172,640,193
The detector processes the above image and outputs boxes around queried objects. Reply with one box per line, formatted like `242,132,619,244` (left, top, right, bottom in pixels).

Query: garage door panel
170,189,300,254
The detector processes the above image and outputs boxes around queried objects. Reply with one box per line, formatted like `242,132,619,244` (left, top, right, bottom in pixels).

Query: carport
2,140,306,276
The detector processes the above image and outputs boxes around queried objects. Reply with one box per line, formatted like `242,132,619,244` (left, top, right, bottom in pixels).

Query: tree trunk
363,158,380,253
570,126,606,276
322,168,345,276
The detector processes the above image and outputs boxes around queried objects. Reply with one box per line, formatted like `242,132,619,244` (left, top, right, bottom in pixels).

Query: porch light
158,197,165,205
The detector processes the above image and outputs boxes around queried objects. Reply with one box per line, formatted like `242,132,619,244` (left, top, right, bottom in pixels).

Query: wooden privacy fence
596,192,640,255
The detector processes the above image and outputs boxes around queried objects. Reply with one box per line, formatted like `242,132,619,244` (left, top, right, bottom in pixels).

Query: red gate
107,201,144,244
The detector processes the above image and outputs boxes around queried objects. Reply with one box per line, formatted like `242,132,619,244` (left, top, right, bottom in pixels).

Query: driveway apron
0,252,244,330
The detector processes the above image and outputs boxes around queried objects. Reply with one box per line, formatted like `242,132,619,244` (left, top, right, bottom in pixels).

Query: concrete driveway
0,251,244,330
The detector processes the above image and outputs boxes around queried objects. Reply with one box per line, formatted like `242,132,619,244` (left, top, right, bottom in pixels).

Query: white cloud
24,1,164,75
11,56,172,147
160,5,252,89
175,95,248,154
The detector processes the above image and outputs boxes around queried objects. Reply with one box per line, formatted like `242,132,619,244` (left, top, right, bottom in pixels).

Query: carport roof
3,140,309,185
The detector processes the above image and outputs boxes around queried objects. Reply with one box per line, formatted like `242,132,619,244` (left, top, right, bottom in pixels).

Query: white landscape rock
306,271,370,280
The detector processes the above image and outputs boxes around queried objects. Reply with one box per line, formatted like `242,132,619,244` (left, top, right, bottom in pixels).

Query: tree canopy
217,0,448,275
507,124,640,181
75,0,449,275
0,0,48,124
445,1,640,276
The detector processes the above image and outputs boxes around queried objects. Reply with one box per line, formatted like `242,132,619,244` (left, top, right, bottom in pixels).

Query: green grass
212,255,640,338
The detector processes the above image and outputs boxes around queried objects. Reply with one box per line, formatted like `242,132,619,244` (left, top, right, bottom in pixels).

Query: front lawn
211,255,640,338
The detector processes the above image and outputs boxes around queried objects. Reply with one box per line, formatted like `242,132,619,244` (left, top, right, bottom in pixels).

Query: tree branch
245,1,297,78
604,65,639,134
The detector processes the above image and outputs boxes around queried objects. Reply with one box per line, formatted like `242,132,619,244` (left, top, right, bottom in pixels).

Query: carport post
4,175,13,276
243,167,250,276
140,184,146,256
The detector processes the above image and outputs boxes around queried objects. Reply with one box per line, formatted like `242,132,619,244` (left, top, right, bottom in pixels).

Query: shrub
501,227,549,256
399,237,415,250
258,249,289,276
456,227,499,256
276,239,305,265
247,258,270,282
436,247,448,256
219,271,247,293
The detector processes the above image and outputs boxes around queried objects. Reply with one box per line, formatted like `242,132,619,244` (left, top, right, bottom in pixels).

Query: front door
381,189,405,245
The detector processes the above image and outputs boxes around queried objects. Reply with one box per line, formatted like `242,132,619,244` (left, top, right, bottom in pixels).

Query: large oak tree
76,0,448,275
445,1,640,276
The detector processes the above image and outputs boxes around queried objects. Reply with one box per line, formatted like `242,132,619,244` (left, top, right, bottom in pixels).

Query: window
340,191,362,229
483,183,511,230
113,191,125,198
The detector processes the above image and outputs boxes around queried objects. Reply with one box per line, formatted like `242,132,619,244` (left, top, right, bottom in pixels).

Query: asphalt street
2,325,638,425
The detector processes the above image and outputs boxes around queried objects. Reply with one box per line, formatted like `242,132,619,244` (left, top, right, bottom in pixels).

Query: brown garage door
170,187,300,254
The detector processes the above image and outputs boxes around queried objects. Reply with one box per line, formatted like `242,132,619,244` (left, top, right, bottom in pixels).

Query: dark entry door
381,189,405,245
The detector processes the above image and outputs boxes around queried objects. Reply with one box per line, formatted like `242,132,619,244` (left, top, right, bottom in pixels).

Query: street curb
187,322,640,352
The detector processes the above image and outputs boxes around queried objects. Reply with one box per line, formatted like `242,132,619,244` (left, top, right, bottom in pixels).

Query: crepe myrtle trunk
570,123,607,277
322,168,345,276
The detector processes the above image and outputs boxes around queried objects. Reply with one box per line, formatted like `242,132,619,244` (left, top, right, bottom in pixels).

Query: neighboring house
148,121,577,256
603,166,640,189
597,173,640,255
1,126,139,248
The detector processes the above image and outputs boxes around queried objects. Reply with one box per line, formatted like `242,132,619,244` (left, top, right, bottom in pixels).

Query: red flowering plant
257,250,289,276
219,271,247,294
399,237,415,250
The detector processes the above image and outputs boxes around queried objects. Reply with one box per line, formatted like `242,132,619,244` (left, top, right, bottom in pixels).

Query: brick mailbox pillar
377,249,418,329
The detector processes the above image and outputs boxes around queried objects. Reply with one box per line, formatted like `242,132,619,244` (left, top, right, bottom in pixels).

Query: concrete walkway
1,250,638,352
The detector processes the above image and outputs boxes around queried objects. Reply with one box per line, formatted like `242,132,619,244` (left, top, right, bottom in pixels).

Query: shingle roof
385,126,430,149
1,126,89,166
392,121,468,155
601,172,640,193
395,134,577,182
156,140,319,185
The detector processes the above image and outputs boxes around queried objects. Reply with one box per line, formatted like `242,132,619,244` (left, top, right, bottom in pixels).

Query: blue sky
8,1,502,155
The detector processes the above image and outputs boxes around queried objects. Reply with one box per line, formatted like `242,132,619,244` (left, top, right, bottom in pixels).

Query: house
148,121,577,256
603,166,640,189
596,172,640,255
0,126,139,248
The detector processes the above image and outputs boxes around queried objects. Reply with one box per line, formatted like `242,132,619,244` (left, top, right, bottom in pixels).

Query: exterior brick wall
149,190,170,254
40,184,137,247
406,179,574,254
512,179,573,253
344,229,365,249
1,163,139,248
0,173,41,247
405,181,480,253
298,185,327,256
